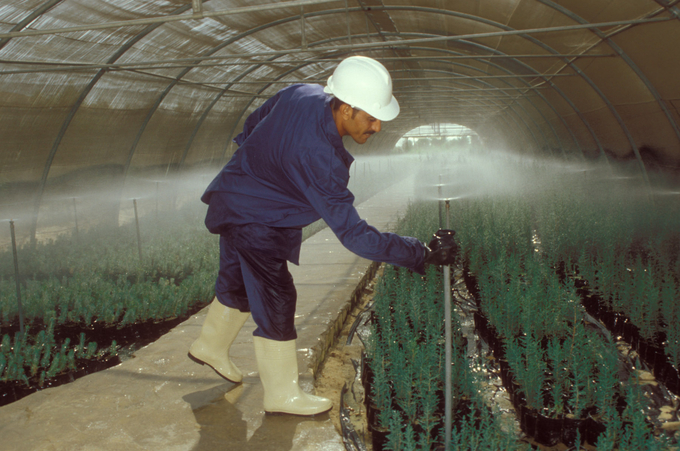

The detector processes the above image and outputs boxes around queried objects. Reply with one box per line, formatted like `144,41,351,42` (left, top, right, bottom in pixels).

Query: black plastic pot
368,422,389,451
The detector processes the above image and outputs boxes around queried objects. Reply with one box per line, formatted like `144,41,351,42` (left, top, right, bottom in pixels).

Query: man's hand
424,229,459,266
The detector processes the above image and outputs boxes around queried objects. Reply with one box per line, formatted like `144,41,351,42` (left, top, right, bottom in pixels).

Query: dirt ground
315,267,380,450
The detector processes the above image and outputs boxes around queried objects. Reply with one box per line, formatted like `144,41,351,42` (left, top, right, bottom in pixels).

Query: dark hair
330,96,359,119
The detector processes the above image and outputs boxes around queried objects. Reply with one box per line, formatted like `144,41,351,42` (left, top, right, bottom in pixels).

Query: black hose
340,383,368,451
345,301,374,346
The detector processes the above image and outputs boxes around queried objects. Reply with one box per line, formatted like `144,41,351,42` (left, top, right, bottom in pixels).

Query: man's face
344,108,382,144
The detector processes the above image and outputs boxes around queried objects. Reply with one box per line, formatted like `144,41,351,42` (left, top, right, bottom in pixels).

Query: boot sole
187,352,242,384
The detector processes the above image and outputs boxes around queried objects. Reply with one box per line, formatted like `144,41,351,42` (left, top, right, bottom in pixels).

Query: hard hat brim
367,95,400,122
324,82,400,122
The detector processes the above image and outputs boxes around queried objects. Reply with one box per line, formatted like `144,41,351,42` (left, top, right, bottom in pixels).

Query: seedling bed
360,264,528,450
462,268,621,447
0,298,209,406
556,264,680,396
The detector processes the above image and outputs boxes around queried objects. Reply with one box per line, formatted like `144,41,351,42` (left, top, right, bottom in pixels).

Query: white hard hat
323,56,400,121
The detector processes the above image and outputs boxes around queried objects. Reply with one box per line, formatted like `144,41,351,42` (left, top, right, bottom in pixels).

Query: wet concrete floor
0,178,417,451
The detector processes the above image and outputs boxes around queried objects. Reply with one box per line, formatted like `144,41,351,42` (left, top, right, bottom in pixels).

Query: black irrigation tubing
340,382,368,451
557,263,680,396
462,268,617,448
345,302,374,346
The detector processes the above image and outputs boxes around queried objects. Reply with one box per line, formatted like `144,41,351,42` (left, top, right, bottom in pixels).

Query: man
189,56,457,416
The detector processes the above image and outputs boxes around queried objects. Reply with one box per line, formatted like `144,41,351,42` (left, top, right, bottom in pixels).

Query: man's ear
341,103,353,119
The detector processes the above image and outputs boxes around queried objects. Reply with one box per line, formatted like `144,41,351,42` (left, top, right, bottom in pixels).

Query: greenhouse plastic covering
1,0,680,243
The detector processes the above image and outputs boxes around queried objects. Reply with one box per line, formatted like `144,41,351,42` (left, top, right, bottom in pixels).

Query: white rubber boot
189,298,250,383
254,336,332,416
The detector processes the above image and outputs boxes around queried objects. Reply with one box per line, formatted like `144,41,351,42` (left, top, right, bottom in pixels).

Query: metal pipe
153,73,574,85
0,12,668,50
0,53,615,72
72,197,79,240
444,199,452,450
10,220,25,335
133,199,143,261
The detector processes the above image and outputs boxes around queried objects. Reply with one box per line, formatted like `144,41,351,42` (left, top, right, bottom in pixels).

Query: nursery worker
189,55,458,416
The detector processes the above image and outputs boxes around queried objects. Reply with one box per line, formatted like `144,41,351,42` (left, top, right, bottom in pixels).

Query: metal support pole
10,220,25,335
133,199,143,261
72,197,79,239
155,181,159,219
444,200,452,450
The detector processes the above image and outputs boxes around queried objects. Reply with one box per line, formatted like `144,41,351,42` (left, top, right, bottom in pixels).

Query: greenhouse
1,0,680,450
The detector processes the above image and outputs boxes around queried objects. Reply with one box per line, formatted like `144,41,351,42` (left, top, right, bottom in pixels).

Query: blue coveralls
202,84,426,341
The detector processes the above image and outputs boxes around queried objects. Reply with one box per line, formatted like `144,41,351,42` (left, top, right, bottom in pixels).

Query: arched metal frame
2,0,678,238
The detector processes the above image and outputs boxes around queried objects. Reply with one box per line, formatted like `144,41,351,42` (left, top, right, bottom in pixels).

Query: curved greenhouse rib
0,0,64,51
183,32,572,166
150,7,378,174
398,50,579,157
28,3,196,244
371,5,661,175
239,6,607,158
389,59,561,153
0,0,340,40
121,5,626,170
135,5,580,172
539,0,680,152
122,10,325,179
391,67,549,152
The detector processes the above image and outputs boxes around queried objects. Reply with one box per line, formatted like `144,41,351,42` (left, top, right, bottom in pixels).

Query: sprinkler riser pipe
9,220,25,334
444,199,452,449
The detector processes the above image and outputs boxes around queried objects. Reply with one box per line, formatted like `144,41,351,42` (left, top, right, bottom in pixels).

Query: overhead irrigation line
0,61,576,87
395,86,549,92
130,73,576,85
0,55,613,76
0,15,669,58
0,52,615,74
0,61,577,80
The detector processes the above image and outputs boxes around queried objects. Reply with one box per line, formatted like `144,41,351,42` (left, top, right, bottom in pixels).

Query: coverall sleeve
298,149,427,274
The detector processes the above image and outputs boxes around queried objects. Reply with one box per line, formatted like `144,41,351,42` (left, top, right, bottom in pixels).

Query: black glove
424,229,459,266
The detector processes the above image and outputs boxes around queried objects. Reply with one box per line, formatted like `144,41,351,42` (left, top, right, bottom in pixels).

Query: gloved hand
424,229,459,266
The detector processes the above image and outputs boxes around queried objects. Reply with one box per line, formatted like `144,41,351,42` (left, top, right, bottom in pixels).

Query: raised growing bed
559,266,680,397
0,203,218,405
464,268,623,448
0,306,211,406
363,184,677,449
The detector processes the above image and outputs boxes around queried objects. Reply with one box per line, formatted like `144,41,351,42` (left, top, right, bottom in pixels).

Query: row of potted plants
363,200,530,450
361,151,677,448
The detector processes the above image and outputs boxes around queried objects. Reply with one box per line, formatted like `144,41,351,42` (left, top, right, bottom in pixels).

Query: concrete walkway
0,178,417,451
